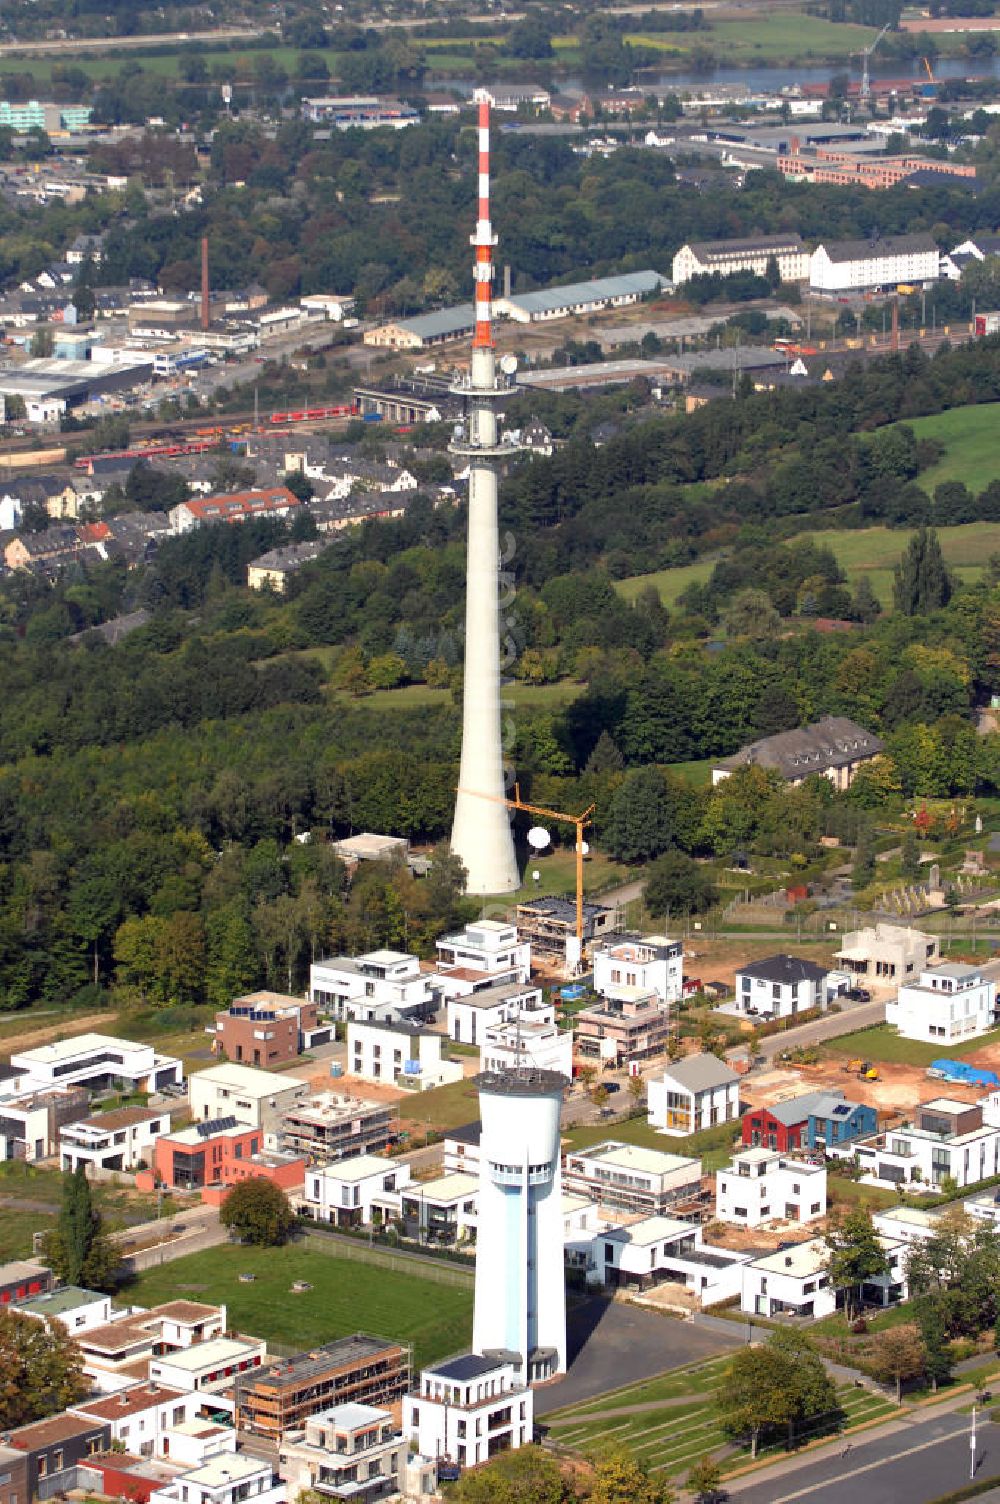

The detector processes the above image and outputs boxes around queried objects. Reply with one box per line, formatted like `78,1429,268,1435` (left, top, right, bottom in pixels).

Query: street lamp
970,1405,977,1480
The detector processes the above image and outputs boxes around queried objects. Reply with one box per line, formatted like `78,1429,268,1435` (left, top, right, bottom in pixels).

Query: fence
297,1226,474,1288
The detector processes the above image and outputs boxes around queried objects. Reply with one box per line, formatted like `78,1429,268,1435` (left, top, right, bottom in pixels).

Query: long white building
809,233,940,294
672,234,809,285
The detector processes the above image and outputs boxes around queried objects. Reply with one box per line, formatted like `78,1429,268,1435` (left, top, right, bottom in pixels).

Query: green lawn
824,1020,1000,1067
545,1355,896,1480
0,1208,55,1262
561,1114,740,1170
666,758,716,788
394,1075,483,1133
511,847,630,903
892,403,1000,496
127,1243,472,1367
327,679,584,714
618,517,1000,615
615,557,717,608
649,13,883,62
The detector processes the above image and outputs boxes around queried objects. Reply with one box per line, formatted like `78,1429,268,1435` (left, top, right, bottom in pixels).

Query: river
436,55,999,96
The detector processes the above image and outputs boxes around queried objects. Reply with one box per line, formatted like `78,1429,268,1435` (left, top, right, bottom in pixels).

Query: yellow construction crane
456,783,596,949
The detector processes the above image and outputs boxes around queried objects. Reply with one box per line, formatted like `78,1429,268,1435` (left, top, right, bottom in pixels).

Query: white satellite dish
578,840,590,856
532,869,541,883
527,826,551,850
500,353,518,375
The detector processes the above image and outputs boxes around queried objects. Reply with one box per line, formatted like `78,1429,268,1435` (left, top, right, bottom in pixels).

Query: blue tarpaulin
930,1058,1000,1088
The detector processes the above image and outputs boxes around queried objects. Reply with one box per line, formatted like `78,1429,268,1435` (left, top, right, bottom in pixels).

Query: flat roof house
346,1019,462,1091
715,1146,827,1227
403,1354,532,1470
188,1062,309,1132
597,1215,749,1305
446,981,552,1046
279,1403,403,1504
309,949,437,1025
0,1259,53,1305
835,922,939,982
60,1106,169,1174
886,963,996,1044
236,1335,409,1440
399,1172,478,1245
279,1091,397,1163
592,932,684,1006
302,1155,412,1228
562,1140,702,1217
210,993,329,1068
5,1413,111,1500
647,1053,740,1137
574,988,671,1065
9,1033,182,1095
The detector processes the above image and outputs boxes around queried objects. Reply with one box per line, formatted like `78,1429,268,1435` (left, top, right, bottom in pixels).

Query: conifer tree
893,526,952,616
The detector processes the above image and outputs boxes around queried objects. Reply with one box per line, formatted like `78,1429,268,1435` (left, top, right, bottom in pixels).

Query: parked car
846,987,872,1003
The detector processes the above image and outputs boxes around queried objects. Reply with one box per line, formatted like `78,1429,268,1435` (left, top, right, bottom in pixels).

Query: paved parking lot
534,1297,742,1415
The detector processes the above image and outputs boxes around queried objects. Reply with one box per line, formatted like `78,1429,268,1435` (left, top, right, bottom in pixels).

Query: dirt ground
745,1056,986,1119
684,937,837,992
0,1009,118,1057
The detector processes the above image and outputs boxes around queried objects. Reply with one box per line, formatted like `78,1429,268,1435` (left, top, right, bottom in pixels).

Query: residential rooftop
570,1140,700,1176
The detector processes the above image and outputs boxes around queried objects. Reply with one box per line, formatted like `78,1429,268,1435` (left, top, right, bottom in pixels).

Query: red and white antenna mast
472,89,497,352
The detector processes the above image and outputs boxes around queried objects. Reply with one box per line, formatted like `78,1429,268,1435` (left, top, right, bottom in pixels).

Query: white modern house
148,1336,266,1400
18,1285,115,1335
848,1097,1000,1191
809,234,940,294
647,1054,740,1136
188,1062,309,1132
346,1019,463,1090
403,1354,533,1468
279,1403,403,1504
309,949,438,1023
149,1453,284,1504
592,933,684,1006
479,1018,573,1080
446,980,552,1046
740,1234,907,1319
302,1155,412,1228
562,1140,702,1217
399,1172,478,1244
60,1107,170,1174
885,963,996,1044
9,1034,182,1095
435,920,530,984
715,1147,827,1227
733,956,828,1020
597,1216,749,1305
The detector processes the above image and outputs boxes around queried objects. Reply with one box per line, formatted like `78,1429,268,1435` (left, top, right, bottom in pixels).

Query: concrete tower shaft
450,90,520,895
473,1069,567,1382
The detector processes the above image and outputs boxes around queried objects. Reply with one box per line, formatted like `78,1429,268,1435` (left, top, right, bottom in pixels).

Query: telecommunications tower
473,1067,567,1381
449,90,521,896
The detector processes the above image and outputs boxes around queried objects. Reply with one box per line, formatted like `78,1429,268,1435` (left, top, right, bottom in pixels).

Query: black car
846,987,872,1003
604,1081,621,1093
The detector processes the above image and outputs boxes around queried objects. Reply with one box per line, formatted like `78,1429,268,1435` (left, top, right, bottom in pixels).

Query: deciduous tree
220,1179,295,1246
868,1325,925,1403
825,1208,889,1322
0,1310,86,1429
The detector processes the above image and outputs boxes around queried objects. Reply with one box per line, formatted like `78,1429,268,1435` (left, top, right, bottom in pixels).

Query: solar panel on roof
198,1116,238,1137
833,1104,851,1115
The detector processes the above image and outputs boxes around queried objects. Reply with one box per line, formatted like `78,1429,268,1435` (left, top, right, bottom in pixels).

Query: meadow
618,519,1000,612
543,1354,897,1479
127,1242,473,1367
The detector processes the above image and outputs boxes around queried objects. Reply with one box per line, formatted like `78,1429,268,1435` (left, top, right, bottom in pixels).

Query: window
810,1202,821,1214
53,1452,63,1473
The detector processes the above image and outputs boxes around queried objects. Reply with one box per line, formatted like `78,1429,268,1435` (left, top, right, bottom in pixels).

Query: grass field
325,679,584,714
619,519,1000,614
561,1113,740,1170
892,403,1000,496
824,1020,1000,1067
638,13,882,62
0,1208,55,1262
127,1243,472,1367
394,1074,483,1133
544,1354,897,1479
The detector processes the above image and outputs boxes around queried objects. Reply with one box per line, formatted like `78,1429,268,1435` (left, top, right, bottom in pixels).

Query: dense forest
0,338,999,1009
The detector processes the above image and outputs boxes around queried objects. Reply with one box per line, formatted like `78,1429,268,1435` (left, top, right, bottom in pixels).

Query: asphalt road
756,998,885,1060
535,1299,741,1416
730,1407,997,1504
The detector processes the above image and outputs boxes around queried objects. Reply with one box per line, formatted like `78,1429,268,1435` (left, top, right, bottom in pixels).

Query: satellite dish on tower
500,354,518,375
527,826,551,850
578,840,590,856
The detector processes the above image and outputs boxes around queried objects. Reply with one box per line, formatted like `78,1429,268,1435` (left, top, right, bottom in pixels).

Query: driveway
534,1299,742,1416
